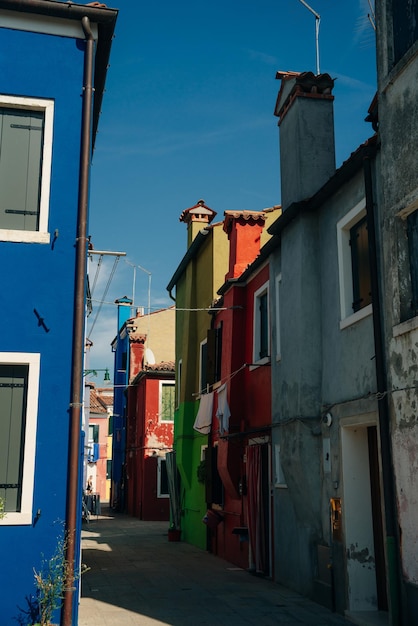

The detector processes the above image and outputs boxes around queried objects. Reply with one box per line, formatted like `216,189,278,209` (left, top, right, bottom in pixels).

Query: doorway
341,421,387,613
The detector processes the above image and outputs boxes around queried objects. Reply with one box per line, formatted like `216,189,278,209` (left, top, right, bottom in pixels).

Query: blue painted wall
111,299,132,510
0,27,86,625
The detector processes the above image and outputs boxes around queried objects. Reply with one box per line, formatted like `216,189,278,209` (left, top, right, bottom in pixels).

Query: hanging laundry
193,392,214,434
216,383,231,434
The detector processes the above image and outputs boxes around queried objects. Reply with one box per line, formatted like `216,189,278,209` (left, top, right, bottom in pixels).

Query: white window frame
176,358,182,408
252,281,270,367
337,199,373,329
157,456,169,499
159,380,175,423
275,273,282,361
0,352,40,525
199,338,208,394
274,444,287,488
0,95,54,244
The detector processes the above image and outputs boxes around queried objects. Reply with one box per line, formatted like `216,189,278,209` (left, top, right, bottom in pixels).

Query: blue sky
86,0,376,375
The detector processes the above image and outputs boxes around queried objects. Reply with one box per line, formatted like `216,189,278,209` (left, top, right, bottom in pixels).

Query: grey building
268,71,385,623
374,0,418,621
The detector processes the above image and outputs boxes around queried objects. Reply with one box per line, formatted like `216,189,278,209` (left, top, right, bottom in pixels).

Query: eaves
268,134,378,237
0,0,118,147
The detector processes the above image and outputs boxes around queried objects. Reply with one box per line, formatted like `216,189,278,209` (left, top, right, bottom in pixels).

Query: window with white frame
176,359,182,408
253,282,270,364
0,353,40,525
159,381,175,422
157,456,169,498
274,444,287,488
275,273,282,361
337,200,372,328
199,338,208,393
0,96,54,244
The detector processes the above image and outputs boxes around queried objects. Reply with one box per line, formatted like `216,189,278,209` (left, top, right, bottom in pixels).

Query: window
392,0,418,65
337,200,372,328
275,274,282,361
0,96,54,244
274,444,287,488
206,323,223,385
407,209,418,316
176,359,182,408
199,339,208,393
157,457,169,498
0,353,40,525
253,282,270,365
89,424,99,443
106,460,112,480
160,381,175,422
350,216,372,313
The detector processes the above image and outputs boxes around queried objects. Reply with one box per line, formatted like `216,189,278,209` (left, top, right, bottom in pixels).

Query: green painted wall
173,221,229,549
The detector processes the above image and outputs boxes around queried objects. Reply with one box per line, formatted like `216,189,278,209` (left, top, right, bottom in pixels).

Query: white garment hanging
193,392,214,434
216,383,231,434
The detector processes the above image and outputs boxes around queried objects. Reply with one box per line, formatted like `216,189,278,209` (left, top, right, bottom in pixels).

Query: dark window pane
200,342,208,392
407,210,418,313
160,459,169,495
350,217,372,313
392,0,418,64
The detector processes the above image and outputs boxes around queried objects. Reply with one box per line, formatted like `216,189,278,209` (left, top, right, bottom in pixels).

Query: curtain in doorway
246,444,268,575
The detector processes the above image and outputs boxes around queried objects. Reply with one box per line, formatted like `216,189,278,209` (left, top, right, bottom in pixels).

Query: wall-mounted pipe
364,153,403,624
62,16,94,626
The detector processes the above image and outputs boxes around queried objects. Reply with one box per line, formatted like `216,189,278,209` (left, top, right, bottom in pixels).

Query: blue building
0,2,117,625
110,296,133,511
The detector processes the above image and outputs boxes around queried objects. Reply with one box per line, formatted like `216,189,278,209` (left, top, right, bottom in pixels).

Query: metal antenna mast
298,0,321,75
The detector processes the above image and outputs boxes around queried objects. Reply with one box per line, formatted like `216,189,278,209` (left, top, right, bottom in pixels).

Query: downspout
62,16,94,626
364,153,403,625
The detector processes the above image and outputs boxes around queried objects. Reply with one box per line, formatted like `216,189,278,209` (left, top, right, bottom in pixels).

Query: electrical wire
87,256,120,339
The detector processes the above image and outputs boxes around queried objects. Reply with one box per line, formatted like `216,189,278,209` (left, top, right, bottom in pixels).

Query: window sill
340,303,372,330
0,512,32,525
249,356,270,371
393,316,418,338
0,229,50,244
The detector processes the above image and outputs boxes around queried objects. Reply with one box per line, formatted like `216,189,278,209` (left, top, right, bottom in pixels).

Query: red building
205,210,276,575
125,360,175,521
87,384,113,502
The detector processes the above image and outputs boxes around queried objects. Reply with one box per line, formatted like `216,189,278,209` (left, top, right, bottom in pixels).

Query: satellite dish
145,348,156,365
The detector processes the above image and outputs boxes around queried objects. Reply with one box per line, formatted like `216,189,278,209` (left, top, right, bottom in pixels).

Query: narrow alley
79,509,352,626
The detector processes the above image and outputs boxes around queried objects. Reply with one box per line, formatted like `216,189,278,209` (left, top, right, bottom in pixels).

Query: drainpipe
364,153,403,625
62,16,94,626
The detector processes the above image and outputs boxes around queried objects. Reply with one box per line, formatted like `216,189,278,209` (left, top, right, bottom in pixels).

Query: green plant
32,532,73,626
0,496,6,519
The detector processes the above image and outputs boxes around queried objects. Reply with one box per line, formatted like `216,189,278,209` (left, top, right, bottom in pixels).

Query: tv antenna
298,0,321,75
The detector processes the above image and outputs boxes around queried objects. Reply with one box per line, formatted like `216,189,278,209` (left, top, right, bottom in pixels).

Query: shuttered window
349,216,372,313
160,383,175,421
0,364,29,513
0,108,44,231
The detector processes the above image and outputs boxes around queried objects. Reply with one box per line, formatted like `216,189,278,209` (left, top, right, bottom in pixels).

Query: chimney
179,199,217,247
115,296,133,332
274,71,335,210
223,210,266,281
129,334,146,382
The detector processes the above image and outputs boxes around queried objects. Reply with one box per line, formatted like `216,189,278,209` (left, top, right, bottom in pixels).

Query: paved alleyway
78,509,357,626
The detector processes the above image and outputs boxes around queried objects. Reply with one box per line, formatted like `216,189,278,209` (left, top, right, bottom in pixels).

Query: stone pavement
78,508,352,626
